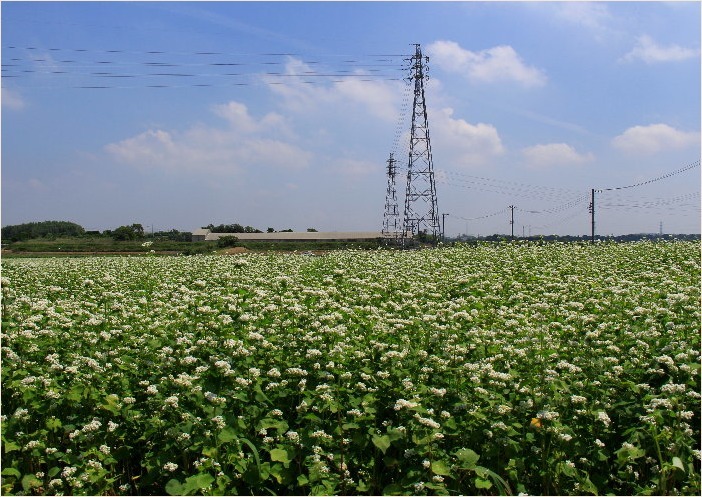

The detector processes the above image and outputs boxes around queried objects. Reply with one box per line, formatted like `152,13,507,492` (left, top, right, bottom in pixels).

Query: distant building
192,229,396,243
191,228,211,242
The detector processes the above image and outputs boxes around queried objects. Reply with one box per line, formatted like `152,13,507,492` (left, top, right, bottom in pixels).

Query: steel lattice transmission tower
402,43,440,244
382,153,401,238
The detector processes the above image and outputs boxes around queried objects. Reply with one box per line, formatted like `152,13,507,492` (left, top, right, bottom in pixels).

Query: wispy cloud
621,35,699,64
2,88,26,110
427,40,547,88
611,123,700,154
522,143,594,169
552,2,614,41
266,57,401,121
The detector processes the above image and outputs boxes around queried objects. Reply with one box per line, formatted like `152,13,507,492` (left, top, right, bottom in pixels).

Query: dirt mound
223,247,249,254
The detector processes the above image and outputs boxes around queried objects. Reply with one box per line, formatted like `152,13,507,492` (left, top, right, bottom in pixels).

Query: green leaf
21,474,42,492
240,437,262,475
431,460,451,476
182,473,215,494
217,426,237,443
372,434,391,454
382,483,404,495
254,385,272,404
1,468,21,479
386,427,406,441
165,479,184,496
580,477,599,496
45,417,62,431
475,477,493,489
270,448,291,464
455,448,480,469
3,441,20,453
356,479,370,492
559,461,577,477
671,456,685,473
259,418,289,432
201,446,218,458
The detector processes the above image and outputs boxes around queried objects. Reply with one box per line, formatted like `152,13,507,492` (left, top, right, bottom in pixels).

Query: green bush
216,235,239,248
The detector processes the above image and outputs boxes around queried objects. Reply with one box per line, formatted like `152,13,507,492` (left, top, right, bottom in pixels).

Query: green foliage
1,242,699,495
204,223,262,233
111,223,145,241
216,235,239,248
1,220,85,242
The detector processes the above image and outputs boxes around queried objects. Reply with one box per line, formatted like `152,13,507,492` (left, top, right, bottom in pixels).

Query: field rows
1,242,700,495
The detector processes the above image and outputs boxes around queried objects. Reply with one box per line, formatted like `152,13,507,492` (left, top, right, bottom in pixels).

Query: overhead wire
2,45,410,89
596,160,700,192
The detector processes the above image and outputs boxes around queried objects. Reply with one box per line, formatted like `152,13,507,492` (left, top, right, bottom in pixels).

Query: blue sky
2,1,700,236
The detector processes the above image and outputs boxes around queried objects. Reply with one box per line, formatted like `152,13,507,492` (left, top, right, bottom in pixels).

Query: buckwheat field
1,241,700,495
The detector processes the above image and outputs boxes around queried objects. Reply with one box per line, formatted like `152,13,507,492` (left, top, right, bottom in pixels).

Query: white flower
212,415,226,429
414,414,441,429
393,398,418,410
163,462,178,472
597,411,611,427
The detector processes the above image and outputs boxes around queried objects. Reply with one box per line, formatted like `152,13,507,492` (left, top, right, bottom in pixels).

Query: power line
452,208,507,222
437,169,581,195
436,177,579,203
596,160,700,192
2,46,410,90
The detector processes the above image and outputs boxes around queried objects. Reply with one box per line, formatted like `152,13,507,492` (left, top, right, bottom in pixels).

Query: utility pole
589,188,596,243
441,213,449,242
402,43,440,246
508,205,515,239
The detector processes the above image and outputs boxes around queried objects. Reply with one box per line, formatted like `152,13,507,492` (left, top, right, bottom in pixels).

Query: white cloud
266,57,400,121
212,101,287,134
427,40,547,88
2,88,25,110
622,35,699,64
552,2,613,40
611,123,700,154
334,158,378,179
522,143,594,169
106,100,312,174
431,107,504,167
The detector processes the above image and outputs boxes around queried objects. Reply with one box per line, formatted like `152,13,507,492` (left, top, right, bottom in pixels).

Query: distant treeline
2,221,191,243
203,223,263,234
1,221,85,242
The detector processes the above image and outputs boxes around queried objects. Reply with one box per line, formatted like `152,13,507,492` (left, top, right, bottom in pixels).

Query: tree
216,235,238,248
267,228,275,233
112,224,145,241
307,228,318,232
1,221,85,242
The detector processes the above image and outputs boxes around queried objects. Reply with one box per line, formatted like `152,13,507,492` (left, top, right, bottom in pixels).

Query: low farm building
192,229,394,243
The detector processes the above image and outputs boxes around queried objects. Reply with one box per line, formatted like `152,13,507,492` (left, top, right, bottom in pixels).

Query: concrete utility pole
589,189,595,243
441,213,449,242
508,205,515,239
